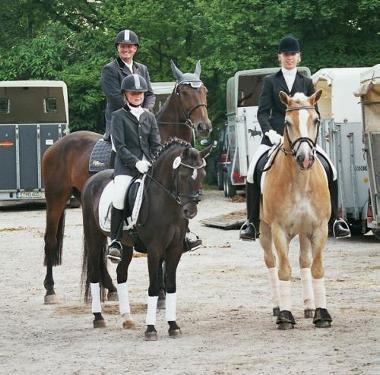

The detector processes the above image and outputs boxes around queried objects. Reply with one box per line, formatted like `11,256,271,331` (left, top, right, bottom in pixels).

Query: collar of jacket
117,57,140,74
275,69,304,95
122,104,145,124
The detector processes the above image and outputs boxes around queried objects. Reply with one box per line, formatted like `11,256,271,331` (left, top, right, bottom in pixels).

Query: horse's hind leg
116,245,135,329
43,190,70,304
310,226,332,328
157,259,166,310
260,222,280,316
299,234,315,318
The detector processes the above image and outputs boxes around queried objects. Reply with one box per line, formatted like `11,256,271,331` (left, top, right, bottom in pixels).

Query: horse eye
285,119,291,127
314,118,320,126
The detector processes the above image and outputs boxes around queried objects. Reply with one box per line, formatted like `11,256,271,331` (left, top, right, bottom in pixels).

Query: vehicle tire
372,229,380,240
217,169,224,190
223,171,236,198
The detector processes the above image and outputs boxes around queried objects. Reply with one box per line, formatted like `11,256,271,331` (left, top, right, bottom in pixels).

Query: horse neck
156,90,193,143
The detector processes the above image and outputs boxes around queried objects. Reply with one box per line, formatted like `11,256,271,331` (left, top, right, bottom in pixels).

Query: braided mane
152,137,191,164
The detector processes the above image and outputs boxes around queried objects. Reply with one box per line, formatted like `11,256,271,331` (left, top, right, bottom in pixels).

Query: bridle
145,153,206,206
282,105,320,156
158,80,208,131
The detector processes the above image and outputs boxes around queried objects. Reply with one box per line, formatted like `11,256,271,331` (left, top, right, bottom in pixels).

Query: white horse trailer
313,68,370,234
223,67,311,197
151,81,176,114
356,65,380,239
0,81,69,202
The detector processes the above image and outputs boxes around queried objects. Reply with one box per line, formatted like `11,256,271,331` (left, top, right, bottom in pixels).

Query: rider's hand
265,130,283,146
135,160,151,173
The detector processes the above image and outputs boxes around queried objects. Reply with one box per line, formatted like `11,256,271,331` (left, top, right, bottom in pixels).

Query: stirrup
184,233,202,252
332,219,351,239
107,240,122,262
239,221,259,241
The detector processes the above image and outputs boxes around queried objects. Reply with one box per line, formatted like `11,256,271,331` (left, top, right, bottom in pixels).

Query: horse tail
44,211,65,267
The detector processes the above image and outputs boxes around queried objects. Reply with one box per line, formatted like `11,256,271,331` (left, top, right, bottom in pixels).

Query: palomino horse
260,90,333,329
81,139,207,340
42,60,211,304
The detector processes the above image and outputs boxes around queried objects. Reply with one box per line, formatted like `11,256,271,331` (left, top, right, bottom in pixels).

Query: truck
222,67,311,197
355,64,380,239
0,80,69,202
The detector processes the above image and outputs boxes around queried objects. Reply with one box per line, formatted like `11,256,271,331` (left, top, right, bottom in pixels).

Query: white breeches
112,175,133,210
246,144,337,184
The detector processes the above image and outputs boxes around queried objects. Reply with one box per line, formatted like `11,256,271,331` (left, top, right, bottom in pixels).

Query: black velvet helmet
278,36,300,53
121,74,148,93
115,29,139,47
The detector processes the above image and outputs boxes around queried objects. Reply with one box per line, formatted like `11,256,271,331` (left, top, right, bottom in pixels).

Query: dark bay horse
42,60,211,304
81,139,208,340
260,90,332,330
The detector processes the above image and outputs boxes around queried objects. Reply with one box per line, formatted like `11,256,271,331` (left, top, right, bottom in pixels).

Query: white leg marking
165,292,177,322
117,282,131,315
312,277,327,308
278,280,292,311
268,267,280,307
90,282,102,313
146,296,158,325
301,268,315,310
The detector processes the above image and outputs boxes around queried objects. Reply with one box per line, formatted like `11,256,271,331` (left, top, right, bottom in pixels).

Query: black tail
44,211,65,267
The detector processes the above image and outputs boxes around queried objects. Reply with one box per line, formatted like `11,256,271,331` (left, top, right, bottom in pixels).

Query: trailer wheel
223,171,236,198
217,169,224,190
373,229,380,240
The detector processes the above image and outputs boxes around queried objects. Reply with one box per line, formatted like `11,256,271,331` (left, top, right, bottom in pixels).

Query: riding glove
265,130,283,146
135,160,151,173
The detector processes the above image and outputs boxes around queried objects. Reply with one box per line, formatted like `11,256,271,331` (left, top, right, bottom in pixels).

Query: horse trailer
0,81,69,202
356,65,380,239
222,67,311,197
313,67,370,235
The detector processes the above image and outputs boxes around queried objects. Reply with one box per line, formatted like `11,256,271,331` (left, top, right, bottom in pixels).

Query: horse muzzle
182,203,198,219
195,120,212,138
296,152,315,170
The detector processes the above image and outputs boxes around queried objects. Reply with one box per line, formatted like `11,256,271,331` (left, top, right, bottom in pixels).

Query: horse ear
199,144,213,159
310,89,323,105
194,60,201,78
279,91,289,106
170,60,183,82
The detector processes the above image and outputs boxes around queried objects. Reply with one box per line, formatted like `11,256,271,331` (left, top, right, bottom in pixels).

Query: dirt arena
0,190,378,375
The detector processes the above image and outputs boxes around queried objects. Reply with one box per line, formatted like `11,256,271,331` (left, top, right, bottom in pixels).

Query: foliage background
0,0,378,137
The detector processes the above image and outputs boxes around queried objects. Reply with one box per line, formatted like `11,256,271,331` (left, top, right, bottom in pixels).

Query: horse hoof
44,294,58,305
122,319,136,330
168,328,182,338
107,291,118,301
144,331,158,341
277,322,294,330
93,319,106,328
273,307,280,316
304,309,314,318
313,308,332,328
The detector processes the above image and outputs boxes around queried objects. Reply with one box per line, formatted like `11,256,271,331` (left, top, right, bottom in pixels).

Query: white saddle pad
98,175,146,232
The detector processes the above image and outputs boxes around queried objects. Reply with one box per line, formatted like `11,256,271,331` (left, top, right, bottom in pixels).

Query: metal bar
37,124,41,189
15,125,20,190
348,132,359,219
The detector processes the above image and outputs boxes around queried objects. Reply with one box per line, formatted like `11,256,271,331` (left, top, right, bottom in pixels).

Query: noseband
282,105,320,156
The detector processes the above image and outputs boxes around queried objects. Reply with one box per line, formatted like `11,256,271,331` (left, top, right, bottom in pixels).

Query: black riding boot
329,179,351,238
107,206,124,262
240,182,260,241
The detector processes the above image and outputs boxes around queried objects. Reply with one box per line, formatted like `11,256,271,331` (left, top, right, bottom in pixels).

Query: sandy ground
0,190,378,375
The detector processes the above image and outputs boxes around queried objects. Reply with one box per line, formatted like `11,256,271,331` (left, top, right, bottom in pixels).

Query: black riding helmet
115,29,140,47
121,74,148,93
278,36,300,53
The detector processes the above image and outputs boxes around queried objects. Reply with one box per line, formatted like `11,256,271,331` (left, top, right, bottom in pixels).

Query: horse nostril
297,154,304,163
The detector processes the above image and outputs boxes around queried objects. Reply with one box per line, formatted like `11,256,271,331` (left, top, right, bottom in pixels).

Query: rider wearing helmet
239,35,351,241
108,74,161,262
101,29,155,140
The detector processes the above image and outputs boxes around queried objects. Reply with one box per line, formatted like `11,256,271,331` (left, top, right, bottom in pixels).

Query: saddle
98,175,147,253
89,139,114,173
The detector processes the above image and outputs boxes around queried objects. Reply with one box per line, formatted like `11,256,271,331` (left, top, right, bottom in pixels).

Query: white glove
265,130,282,146
135,160,151,173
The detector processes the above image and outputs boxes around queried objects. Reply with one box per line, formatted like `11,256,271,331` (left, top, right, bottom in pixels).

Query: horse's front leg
145,249,161,341
299,234,315,318
164,245,182,338
259,221,280,317
116,245,135,329
272,224,295,330
310,225,332,328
